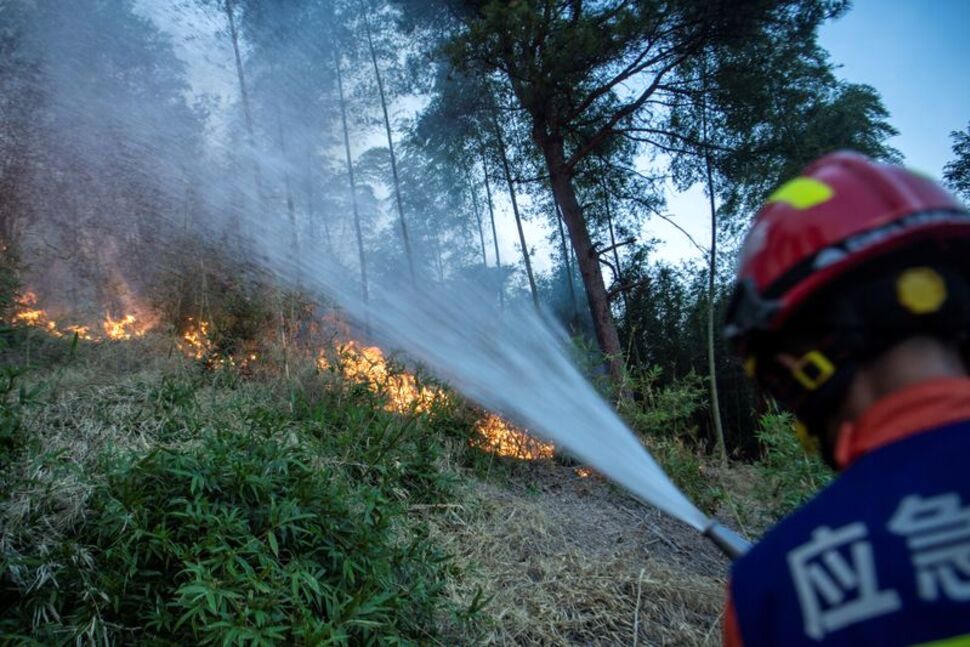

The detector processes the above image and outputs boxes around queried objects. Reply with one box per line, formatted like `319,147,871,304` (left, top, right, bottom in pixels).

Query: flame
575,467,595,478
320,341,440,414
12,290,153,342
103,314,149,340
179,318,213,359
175,319,258,370
12,292,62,334
320,340,554,460
65,325,95,341
471,414,555,460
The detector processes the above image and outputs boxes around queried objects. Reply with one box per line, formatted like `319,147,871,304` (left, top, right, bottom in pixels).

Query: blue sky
819,0,969,177
651,0,970,263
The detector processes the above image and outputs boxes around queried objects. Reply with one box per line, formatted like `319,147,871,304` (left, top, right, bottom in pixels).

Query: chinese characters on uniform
787,492,970,640
788,523,901,640
889,493,970,602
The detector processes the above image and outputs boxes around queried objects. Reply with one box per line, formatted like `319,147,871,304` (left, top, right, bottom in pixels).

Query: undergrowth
0,331,480,645
620,366,725,512
754,411,832,517
0,298,832,643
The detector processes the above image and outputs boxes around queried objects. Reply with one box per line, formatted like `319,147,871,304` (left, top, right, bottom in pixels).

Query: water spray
16,0,758,571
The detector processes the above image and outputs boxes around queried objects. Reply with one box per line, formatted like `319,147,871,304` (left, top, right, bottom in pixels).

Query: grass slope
0,326,825,645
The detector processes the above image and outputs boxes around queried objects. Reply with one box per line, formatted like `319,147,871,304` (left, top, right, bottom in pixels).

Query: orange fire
319,341,441,414
12,291,153,342
179,318,213,359
65,325,96,341
13,292,61,334
103,314,149,341
175,319,259,369
320,340,554,460
471,413,555,460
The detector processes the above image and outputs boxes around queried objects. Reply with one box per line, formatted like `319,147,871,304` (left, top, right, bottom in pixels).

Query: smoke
0,0,708,530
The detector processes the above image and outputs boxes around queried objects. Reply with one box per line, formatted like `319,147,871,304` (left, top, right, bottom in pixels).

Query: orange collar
835,377,970,469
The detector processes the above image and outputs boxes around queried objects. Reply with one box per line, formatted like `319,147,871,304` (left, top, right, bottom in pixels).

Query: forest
1,0,968,643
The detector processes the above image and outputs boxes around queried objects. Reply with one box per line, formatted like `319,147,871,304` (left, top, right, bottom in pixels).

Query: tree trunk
225,0,252,136
602,182,628,316
480,149,504,309
553,194,579,330
494,126,539,310
468,173,489,268
361,3,414,283
432,231,445,282
334,48,368,304
275,106,299,267
303,146,332,250
541,134,625,389
303,148,316,243
698,53,728,465
703,113,728,467
223,0,262,202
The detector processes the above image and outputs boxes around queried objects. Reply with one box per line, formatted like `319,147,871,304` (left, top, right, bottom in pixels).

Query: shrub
1,425,454,644
618,367,723,510
0,367,38,469
289,380,456,506
755,411,832,516
621,366,706,440
150,239,277,357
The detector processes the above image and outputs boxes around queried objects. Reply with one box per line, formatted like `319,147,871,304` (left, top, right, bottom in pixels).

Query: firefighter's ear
775,353,799,371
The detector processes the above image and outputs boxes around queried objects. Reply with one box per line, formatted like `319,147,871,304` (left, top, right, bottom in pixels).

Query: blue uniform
730,418,970,646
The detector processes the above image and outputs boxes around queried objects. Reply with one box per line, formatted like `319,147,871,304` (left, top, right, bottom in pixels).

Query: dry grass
0,335,274,580
425,461,727,646
3,335,736,645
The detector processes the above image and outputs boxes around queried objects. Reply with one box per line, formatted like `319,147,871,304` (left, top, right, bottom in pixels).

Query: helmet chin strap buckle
790,350,836,391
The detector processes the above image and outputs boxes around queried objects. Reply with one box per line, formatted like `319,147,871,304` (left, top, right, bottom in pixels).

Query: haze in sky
650,0,970,264
138,0,968,275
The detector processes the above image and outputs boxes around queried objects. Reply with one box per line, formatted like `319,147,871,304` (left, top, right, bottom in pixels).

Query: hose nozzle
703,521,752,560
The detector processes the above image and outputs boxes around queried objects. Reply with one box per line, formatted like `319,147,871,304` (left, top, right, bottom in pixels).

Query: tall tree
335,47,370,303
360,1,416,282
662,19,897,453
468,173,489,268
944,122,970,202
480,150,505,308
397,0,822,388
553,195,580,329
222,0,263,203
699,62,727,466
493,119,539,309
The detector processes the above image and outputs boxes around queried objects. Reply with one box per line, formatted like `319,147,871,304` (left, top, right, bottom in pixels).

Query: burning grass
9,288,560,464
470,414,555,460
320,340,556,461
1,297,737,644
12,291,152,342
318,341,442,414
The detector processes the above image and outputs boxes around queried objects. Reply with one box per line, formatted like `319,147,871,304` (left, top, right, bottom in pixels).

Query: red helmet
726,151,970,346
725,151,970,460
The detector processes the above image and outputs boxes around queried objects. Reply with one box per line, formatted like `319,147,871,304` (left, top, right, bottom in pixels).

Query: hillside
0,312,823,644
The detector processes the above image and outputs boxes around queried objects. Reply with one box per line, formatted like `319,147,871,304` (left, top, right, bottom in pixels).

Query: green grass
0,333,480,645
754,411,832,517
0,314,831,644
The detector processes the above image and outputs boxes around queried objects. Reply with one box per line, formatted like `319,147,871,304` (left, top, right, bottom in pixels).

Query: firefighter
722,151,970,646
